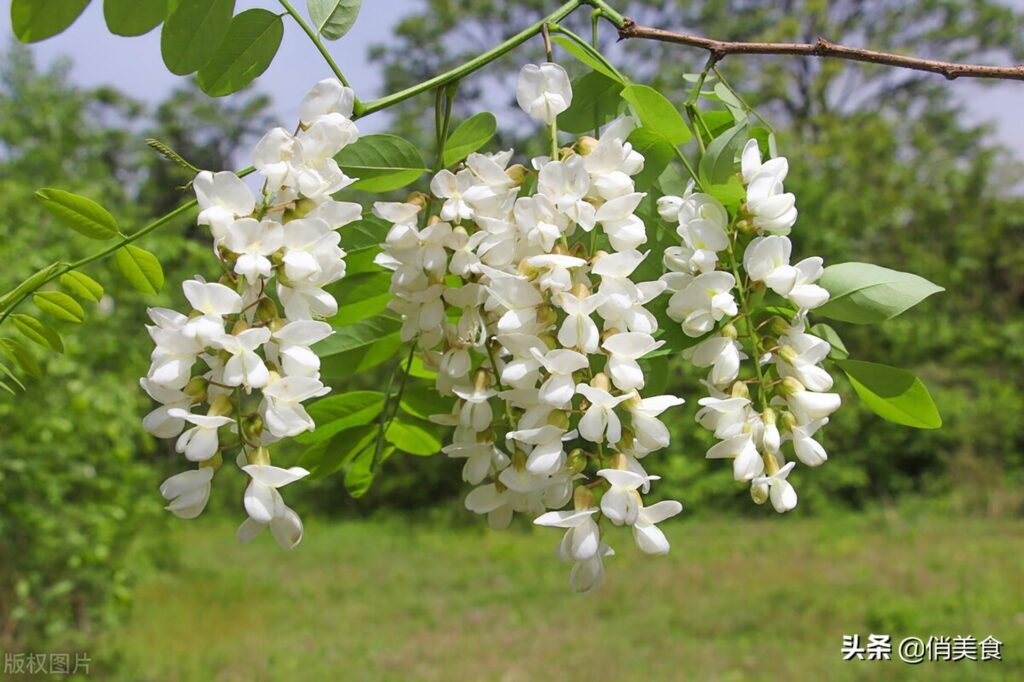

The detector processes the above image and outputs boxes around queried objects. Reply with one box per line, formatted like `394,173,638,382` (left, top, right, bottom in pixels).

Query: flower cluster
373,63,685,592
659,139,839,512
142,79,362,547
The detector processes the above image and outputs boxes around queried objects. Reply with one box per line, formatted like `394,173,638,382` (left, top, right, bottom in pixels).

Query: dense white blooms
142,79,362,547
660,138,840,515
373,72,685,593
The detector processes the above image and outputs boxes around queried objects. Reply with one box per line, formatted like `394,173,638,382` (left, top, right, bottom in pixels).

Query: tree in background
0,45,272,650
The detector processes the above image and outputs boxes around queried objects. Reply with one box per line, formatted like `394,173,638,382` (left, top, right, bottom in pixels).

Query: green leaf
301,424,376,479
320,332,401,381
336,134,427,193
0,262,64,313
59,271,104,302
11,314,63,353
35,188,119,240
550,35,623,83
809,323,849,360
344,443,393,498
115,245,164,294
307,0,361,41
399,385,454,421
296,390,386,444
339,215,389,250
706,176,746,213
161,0,235,76
338,136,427,192
0,379,16,396
103,0,166,36
627,128,675,193
327,272,391,326
620,85,691,145
0,338,41,379
443,112,497,167
196,9,283,96
558,70,623,135
698,124,748,187
0,362,25,391
11,0,89,42
385,416,442,456
834,359,942,429
317,315,401,357
33,291,85,323
817,263,945,324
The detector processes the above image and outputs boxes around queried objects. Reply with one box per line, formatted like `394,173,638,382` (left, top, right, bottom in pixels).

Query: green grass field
100,511,1022,681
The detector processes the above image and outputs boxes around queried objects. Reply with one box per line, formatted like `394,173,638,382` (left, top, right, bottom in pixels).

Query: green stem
712,66,775,132
277,0,354,92
357,0,585,118
372,344,416,471
547,23,626,82
585,0,626,27
726,235,769,413
673,146,702,190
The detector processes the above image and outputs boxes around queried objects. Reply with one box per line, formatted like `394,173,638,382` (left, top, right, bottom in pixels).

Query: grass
100,511,1022,681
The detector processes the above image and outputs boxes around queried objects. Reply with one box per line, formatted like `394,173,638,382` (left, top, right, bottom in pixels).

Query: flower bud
779,376,805,397
721,323,739,340
268,317,286,333
780,410,798,433
284,197,316,221
761,408,781,454
768,316,791,337
405,191,430,210
207,394,234,418
608,452,628,471
750,479,769,505
242,414,264,441
730,381,750,400
184,376,208,403
590,372,611,392
566,448,587,475
575,136,598,156
547,410,570,430
506,164,528,186
231,319,250,335
573,484,595,510
736,219,757,235
247,446,271,467
256,297,278,323
777,345,799,365
537,305,558,328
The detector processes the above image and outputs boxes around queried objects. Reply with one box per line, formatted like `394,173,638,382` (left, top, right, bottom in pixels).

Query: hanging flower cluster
141,79,362,548
659,139,839,512
373,63,685,592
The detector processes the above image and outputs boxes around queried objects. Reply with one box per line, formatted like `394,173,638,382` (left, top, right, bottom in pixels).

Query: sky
2,0,1023,153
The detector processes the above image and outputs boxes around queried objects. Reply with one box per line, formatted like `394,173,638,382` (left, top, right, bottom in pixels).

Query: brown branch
616,19,1024,82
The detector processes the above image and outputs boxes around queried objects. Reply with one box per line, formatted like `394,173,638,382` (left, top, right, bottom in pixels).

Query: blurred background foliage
1,0,1022,657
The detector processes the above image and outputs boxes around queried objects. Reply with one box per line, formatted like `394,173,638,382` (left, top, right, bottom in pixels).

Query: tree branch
616,19,1024,82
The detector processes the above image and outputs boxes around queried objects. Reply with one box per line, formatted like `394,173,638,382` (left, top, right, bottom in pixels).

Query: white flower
741,139,797,234
535,508,600,561
695,396,751,439
452,384,496,432
214,328,272,389
167,409,234,462
684,334,746,387
752,462,798,513
774,325,834,392
557,290,604,353
139,378,193,438
577,384,630,444
443,441,509,485
595,192,647,251
271,320,333,378
299,78,355,124
787,257,829,310
145,307,202,388
782,380,842,423
788,418,829,466
430,169,475,223
530,348,588,406
601,332,663,391
262,375,330,437
626,394,685,451
159,467,214,519
193,170,255,238
182,279,243,344
238,464,309,549
507,424,574,475
516,62,572,124
597,468,657,525
223,218,284,284
253,127,301,192
632,500,683,555
706,433,765,481
568,542,614,593
666,271,737,337
464,482,514,530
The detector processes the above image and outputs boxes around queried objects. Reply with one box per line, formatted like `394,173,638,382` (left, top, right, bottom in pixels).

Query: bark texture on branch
616,19,1024,82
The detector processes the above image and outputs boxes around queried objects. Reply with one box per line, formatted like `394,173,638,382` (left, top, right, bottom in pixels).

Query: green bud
780,377,804,396
573,484,595,510
547,410,570,430
566,448,587,475
730,381,750,400
284,197,316,221
247,446,271,467
184,376,208,403
721,323,739,340
256,298,278,323
242,415,264,441
208,394,234,418
768,316,791,337
750,480,769,505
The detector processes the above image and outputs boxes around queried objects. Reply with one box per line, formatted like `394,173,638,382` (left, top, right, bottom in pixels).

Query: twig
616,19,1024,82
